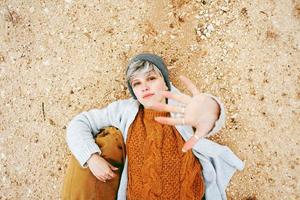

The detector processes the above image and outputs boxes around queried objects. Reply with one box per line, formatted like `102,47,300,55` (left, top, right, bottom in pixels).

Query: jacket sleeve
192,141,245,200
66,100,124,167
203,93,226,137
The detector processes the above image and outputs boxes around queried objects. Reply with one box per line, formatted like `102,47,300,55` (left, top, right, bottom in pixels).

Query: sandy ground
0,0,299,199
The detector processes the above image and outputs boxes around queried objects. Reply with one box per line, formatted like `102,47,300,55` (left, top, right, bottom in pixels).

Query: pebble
42,60,50,66
1,91,5,98
29,7,35,13
190,44,198,51
43,8,49,14
0,153,6,160
206,23,214,32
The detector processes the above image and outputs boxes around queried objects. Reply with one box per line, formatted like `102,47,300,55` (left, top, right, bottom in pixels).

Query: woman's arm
66,100,123,167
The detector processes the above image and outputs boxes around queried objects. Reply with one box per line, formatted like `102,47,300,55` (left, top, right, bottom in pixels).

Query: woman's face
130,70,167,108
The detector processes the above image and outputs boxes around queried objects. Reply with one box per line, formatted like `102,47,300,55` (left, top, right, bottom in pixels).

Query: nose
141,82,150,92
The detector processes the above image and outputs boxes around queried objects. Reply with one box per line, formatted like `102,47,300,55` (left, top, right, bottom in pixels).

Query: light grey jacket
66,83,244,200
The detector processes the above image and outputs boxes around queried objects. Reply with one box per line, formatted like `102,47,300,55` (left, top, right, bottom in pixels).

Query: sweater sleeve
66,100,124,167
203,93,226,137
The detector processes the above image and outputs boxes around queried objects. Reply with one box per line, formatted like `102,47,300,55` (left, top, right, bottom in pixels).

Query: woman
62,53,244,200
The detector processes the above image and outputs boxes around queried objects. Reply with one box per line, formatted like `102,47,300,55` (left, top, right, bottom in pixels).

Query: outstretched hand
149,75,220,152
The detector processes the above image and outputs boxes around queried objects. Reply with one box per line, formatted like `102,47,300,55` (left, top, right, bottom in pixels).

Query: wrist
195,119,216,135
87,153,100,165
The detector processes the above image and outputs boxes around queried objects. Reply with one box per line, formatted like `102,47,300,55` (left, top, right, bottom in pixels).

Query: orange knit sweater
126,106,205,200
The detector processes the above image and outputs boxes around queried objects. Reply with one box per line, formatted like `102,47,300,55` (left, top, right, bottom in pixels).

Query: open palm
150,75,220,152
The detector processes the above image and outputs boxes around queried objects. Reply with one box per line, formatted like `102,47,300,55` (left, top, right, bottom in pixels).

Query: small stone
43,8,49,14
29,7,35,13
42,60,50,66
190,44,198,51
1,153,6,159
206,24,214,32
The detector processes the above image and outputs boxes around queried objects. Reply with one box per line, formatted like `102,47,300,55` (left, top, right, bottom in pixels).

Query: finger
149,102,183,113
155,116,185,126
160,91,191,104
110,166,119,171
182,135,200,152
106,171,117,179
180,75,200,96
105,173,114,180
95,174,106,182
108,163,119,171
90,168,104,181
106,167,117,178
99,178,106,182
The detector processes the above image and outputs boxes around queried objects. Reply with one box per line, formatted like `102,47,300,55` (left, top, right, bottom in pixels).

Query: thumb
182,133,203,152
182,136,198,152
108,163,118,171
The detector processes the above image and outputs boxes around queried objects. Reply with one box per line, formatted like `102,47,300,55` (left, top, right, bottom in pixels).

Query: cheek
155,81,167,91
132,87,142,99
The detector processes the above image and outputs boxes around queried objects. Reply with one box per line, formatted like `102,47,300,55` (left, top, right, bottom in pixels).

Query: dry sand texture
0,0,299,199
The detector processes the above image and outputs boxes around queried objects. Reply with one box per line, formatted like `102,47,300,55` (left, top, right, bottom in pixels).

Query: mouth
143,93,154,99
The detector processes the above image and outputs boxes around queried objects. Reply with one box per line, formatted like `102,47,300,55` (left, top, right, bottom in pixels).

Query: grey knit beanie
126,53,171,99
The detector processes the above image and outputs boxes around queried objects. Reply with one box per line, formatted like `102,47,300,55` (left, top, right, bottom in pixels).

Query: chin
138,95,165,107
141,101,153,108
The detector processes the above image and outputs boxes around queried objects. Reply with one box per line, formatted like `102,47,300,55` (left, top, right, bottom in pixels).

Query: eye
132,81,141,87
147,76,157,81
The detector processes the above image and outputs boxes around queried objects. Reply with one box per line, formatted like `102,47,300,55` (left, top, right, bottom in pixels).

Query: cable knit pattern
126,106,204,200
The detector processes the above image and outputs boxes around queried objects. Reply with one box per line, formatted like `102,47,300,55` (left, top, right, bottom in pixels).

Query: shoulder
108,97,139,112
114,97,139,106
170,82,180,93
